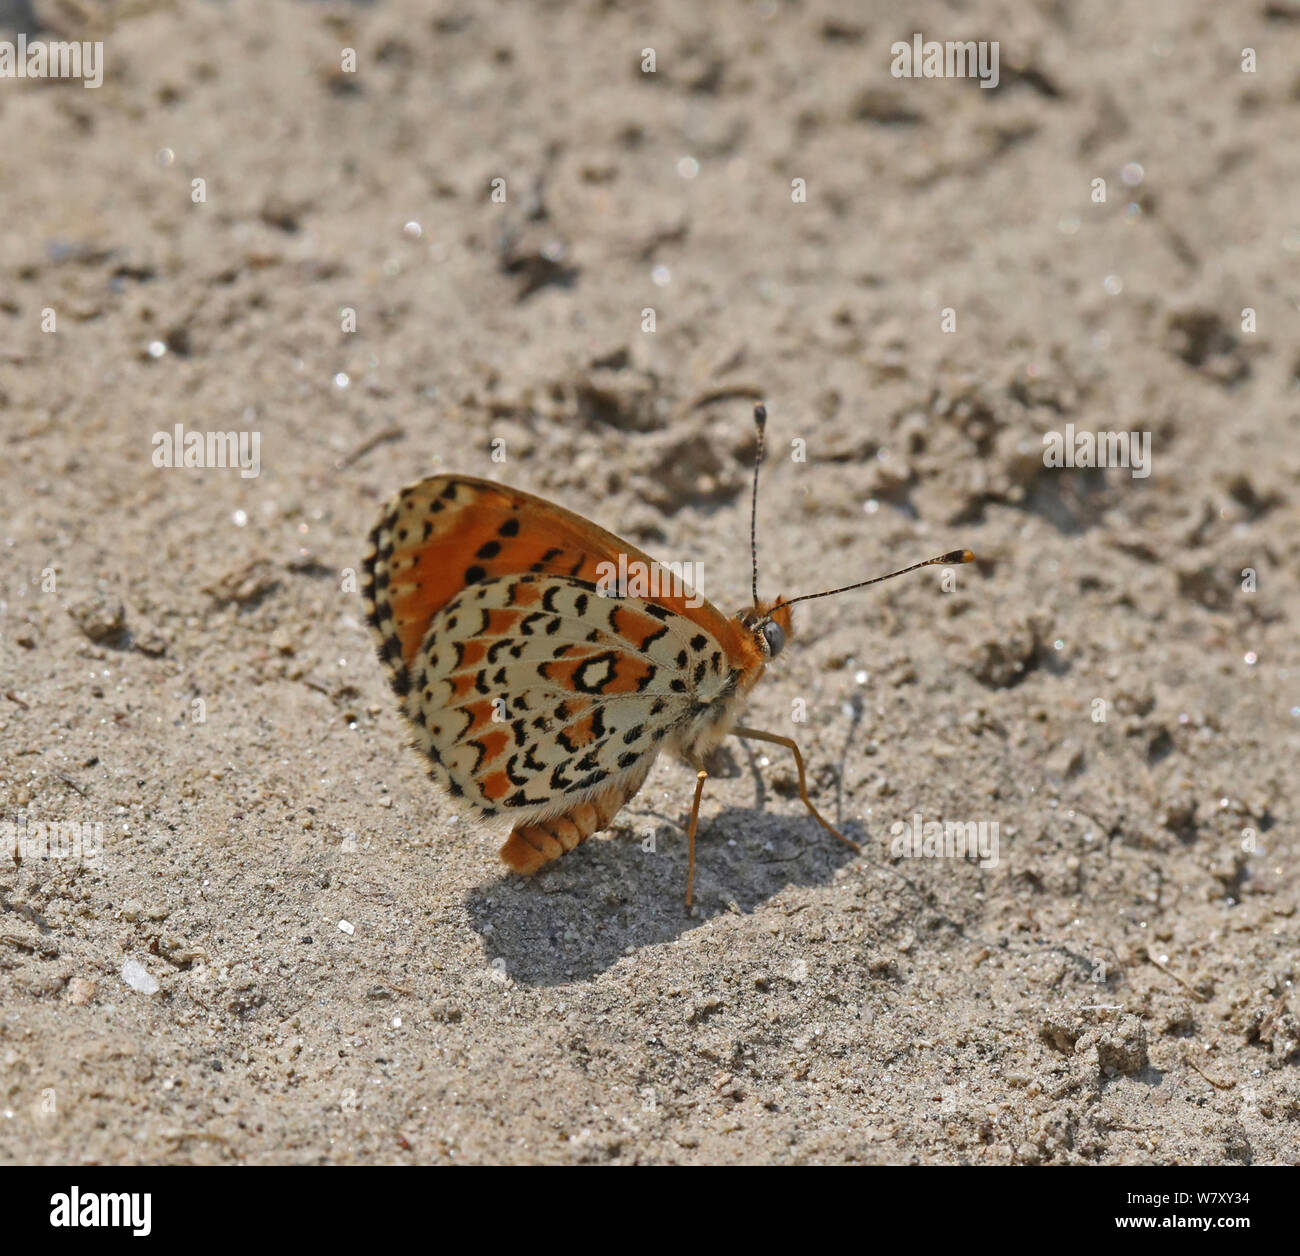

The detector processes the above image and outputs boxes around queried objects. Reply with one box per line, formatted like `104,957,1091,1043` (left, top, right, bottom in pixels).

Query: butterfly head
737,595,793,660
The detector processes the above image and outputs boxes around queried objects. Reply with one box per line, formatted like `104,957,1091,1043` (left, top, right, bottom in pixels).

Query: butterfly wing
362,475,765,827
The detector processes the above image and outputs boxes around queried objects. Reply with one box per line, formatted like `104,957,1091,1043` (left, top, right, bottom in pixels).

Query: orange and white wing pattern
396,572,731,823
362,476,763,830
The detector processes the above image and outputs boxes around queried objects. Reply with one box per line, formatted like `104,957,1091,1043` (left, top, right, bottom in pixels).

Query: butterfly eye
761,620,785,657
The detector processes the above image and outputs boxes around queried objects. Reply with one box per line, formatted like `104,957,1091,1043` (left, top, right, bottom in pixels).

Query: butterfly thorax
667,649,764,766
665,598,793,763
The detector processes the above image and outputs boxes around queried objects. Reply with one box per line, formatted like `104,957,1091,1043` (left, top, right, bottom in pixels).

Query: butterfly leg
684,767,708,912
731,726,861,854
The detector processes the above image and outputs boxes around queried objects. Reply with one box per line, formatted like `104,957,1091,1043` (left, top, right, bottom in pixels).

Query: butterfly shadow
462,802,866,988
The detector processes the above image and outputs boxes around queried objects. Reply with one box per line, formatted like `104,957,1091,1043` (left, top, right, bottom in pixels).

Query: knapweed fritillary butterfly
363,405,972,908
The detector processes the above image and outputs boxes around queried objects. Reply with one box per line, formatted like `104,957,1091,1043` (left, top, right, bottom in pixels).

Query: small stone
132,624,168,657
67,977,96,1006
121,958,159,995
203,559,280,607
67,593,127,644
1079,1014,1148,1076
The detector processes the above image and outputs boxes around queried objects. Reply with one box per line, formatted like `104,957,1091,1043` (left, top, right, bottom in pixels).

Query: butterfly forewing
363,475,753,693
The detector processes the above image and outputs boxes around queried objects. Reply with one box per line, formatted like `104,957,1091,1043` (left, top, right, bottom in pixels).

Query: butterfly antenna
784,549,974,608
750,403,767,605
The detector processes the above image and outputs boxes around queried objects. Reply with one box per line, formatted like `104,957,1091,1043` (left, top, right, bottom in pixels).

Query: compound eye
761,620,785,657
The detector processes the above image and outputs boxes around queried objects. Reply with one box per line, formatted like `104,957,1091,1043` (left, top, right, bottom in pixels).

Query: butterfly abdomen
498,768,650,874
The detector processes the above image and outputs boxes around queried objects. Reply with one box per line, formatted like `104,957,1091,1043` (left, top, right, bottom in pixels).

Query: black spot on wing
530,547,564,573
505,788,547,809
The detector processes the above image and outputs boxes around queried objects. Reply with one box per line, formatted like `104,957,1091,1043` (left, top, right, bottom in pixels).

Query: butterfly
362,404,972,909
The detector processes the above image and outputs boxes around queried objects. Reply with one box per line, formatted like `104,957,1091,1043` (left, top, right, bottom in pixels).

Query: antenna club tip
753,402,767,427
959,549,974,564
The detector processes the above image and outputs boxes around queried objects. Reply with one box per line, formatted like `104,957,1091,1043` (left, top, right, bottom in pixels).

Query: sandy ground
1,0,1298,1165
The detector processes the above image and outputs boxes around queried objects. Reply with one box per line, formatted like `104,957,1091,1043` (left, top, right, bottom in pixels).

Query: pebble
67,977,96,1006
121,958,159,995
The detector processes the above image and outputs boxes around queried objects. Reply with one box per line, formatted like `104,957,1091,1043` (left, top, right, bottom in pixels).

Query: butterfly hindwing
403,573,733,824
